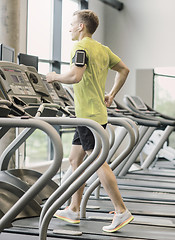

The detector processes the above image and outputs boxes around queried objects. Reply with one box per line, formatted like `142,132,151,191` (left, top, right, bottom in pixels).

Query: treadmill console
53,82,72,106
40,74,65,107
0,62,54,105
0,62,37,104
40,74,73,107
0,61,73,116
125,95,147,111
22,65,53,103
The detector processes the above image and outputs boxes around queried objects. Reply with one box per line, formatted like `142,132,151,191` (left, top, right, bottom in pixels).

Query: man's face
69,15,80,41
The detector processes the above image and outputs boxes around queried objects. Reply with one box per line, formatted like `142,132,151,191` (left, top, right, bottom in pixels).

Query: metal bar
100,0,124,11
0,127,10,138
0,118,63,232
52,0,62,73
0,103,72,170
38,118,103,226
80,117,136,218
141,125,175,169
38,117,109,240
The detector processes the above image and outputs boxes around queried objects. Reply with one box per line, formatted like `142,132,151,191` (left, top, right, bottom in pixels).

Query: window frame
36,0,88,74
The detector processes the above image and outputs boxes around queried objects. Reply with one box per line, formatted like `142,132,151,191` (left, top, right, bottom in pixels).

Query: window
25,0,87,166
27,0,53,74
25,130,48,164
153,67,175,147
61,0,80,63
27,0,88,74
154,67,175,117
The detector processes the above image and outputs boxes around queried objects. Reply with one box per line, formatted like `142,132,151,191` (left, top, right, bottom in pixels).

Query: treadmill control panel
0,65,36,99
24,66,51,99
40,74,72,107
53,82,72,106
125,95,147,110
40,74,65,107
0,62,73,116
0,62,54,105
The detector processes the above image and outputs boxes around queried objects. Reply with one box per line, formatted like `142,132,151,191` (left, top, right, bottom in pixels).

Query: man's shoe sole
103,216,134,233
54,214,80,224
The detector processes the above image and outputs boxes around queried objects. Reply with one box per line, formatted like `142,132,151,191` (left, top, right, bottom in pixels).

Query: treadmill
120,94,175,176
78,97,175,237
4,116,174,240
1,63,175,240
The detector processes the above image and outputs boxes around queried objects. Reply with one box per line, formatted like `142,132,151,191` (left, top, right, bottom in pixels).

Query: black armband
72,50,88,67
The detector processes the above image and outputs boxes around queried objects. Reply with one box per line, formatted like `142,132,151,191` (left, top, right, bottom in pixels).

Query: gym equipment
0,117,63,230
122,94,175,172
1,62,175,240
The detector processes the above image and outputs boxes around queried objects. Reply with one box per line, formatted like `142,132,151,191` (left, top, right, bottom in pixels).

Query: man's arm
46,65,86,84
105,60,129,107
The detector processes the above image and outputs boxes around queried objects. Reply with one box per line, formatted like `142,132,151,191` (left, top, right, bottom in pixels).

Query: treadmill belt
125,173,175,182
117,177,175,191
87,198,175,217
11,217,175,240
98,187,175,202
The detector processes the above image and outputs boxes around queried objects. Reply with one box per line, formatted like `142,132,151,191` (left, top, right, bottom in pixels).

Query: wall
0,0,20,62
0,0,27,61
89,0,175,105
88,0,105,44
19,0,27,54
16,0,175,106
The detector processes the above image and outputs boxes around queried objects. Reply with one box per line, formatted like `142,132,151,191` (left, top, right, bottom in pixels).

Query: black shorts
72,123,107,151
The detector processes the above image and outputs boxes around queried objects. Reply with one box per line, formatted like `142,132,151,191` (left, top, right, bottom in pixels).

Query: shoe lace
109,211,116,215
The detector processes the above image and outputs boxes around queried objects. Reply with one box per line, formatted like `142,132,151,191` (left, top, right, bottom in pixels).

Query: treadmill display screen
11,75,19,83
0,66,36,96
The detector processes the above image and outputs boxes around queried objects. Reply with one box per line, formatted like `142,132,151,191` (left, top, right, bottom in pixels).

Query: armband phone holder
72,50,88,67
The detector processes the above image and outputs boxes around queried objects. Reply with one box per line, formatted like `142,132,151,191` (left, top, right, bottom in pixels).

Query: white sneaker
54,207,80,224
102,209,134,233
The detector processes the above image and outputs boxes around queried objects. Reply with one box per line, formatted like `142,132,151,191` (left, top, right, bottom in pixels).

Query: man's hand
46,71,57,83
104,94,113,107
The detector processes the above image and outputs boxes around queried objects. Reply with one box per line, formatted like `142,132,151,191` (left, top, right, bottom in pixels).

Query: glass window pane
154,68,175,148
61,0,80,62
154,75,175,117
25,130,48,165
27,0,52,59
38,62,50,75
61,63,70,73
154,67,175,76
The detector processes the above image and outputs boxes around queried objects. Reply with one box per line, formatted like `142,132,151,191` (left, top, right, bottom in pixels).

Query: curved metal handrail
37,117,102,226
80,117,136,218
93,116,139,198
0,118,63,232
38,117,109,240
0,103,71,170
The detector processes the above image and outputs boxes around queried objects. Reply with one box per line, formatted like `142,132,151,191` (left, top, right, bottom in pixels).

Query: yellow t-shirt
71,37,121,125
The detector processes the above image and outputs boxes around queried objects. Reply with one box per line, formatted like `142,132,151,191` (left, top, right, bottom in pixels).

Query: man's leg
54,144,86,223
97,161,126,213
95,160,134,232
69,144,86,212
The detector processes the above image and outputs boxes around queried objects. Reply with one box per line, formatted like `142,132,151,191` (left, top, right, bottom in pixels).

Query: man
46,9,133,233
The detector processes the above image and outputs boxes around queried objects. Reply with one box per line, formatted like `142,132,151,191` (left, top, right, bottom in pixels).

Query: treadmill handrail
145,103,175,121
124,95,175,126
108,108,161,127
0,118,63,232
36,103,74,117
0,103,72,171
80,117,136,218
37,117,109,240
107,99,161,127
106,123,115,148
37,117,103,226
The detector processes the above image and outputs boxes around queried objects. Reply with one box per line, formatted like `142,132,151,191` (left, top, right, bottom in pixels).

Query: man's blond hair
73,9,99,34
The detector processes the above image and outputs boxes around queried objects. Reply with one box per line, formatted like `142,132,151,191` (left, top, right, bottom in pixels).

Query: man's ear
78,23,84,31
